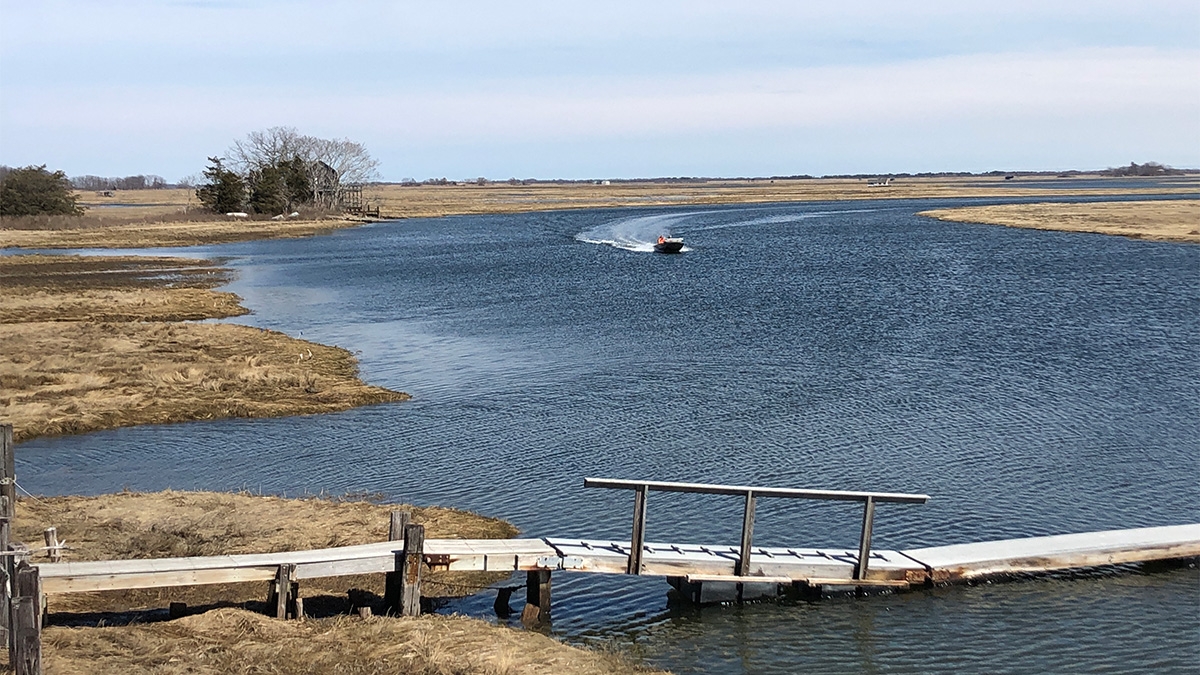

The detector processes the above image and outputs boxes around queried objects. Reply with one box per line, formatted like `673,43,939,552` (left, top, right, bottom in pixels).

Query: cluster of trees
71,174,168,191
1101,162,1182,177
0,165,84,216
195,127,379,215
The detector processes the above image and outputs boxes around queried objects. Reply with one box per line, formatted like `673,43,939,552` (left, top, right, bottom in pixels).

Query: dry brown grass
0,255,246,323
43,608,659,675
0,320,407,442
920,200,1200,243
0,255,407,442
0,215,367,249
369,176,1200,219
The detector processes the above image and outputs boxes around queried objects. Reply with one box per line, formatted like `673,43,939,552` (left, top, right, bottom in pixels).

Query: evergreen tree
281,155,312,209
247,164,286,215
195,157,246,213
0,165,84,216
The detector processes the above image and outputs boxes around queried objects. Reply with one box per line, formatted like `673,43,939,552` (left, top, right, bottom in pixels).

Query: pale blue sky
1,1,1197,181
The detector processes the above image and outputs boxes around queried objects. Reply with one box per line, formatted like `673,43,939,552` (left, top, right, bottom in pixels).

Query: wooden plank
903,524,1200,582
584,477,929,504
685,574,794,584
38,538,558,594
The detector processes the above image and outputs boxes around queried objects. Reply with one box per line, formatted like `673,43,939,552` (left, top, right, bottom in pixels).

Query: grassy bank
15,491,659,674
0,254,407,442
919,200,1200,243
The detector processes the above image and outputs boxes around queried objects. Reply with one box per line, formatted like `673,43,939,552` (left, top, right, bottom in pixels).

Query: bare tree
226,127,381,188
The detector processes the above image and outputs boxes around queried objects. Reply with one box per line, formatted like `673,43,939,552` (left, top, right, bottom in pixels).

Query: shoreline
0,254,408,443
919,200,1200,244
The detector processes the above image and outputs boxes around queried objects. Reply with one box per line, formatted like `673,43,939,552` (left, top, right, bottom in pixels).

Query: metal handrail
584,477,930,580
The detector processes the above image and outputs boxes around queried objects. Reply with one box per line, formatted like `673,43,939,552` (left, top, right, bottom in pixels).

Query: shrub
0,165,84,216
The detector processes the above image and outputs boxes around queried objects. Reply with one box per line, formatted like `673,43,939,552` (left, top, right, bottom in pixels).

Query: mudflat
919,200,1200,243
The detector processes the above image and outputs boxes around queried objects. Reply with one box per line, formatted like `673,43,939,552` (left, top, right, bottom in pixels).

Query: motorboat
654,236,684,254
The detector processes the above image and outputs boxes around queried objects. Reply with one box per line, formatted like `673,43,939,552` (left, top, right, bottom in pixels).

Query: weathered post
41,529,60,564
855,496,876,581
388,510,411,542
398,523,424,617
627,484,648,575
0,424,13,644
383,509,411,612
273,564,297,619
6,543,29,659
737,490,756,577
10,561,40,675
522,570,551,627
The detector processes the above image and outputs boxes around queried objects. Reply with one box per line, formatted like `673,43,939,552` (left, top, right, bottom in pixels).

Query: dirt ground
919,199,1200,243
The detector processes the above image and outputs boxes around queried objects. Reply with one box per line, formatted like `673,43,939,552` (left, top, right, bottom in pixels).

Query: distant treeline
70,174,170,190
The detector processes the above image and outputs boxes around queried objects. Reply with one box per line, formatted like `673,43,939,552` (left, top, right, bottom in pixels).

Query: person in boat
658,235,665,244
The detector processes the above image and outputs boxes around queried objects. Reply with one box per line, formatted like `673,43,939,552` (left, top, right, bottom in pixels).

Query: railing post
737,491,756,577
1,426,17,649
855,496,876,580
627,484,648,575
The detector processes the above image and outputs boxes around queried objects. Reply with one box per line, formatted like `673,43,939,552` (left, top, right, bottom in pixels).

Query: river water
18,195,1200,673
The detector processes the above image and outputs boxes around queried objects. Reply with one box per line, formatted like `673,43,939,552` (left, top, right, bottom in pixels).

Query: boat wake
576,212,698,252
686,208,880,232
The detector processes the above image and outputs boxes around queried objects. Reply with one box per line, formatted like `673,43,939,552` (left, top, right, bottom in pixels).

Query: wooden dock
1,423,1198,675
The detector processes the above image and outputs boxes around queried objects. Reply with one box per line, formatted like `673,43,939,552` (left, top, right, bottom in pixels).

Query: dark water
18,197,1200,673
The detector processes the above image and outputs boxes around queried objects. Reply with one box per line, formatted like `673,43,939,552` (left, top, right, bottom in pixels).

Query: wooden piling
10,561,41,675
523,569,551,626
388,510,411,542
397,523,424,617
494,586,516,617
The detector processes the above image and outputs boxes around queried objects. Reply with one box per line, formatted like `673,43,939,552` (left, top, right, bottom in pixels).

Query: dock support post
737,491,756,577
855,496,876,580
522,570,551,626
271,564,296,619
383,509,411,613
10,561,40,675
0,425,13,645
627,485,648,575
397,523,424,617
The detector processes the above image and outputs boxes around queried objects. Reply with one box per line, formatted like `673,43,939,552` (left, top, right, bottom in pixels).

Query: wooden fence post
398,523,424,617
42,529,60,564
10,561,40,675
388,510,410,542
0,424,14,645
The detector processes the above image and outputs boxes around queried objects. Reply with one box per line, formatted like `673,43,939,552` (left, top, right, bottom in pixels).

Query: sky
1,1,1197,181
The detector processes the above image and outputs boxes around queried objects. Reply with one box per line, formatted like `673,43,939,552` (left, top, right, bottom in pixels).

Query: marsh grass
920,200,1200,243
0,255,407,442
43,608,660,675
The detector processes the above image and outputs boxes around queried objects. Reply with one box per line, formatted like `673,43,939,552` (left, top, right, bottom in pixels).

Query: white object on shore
288,211,301,218
225,212,249,218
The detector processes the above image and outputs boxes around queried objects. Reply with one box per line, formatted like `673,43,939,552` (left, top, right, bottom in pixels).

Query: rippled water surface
20,197,1200,673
